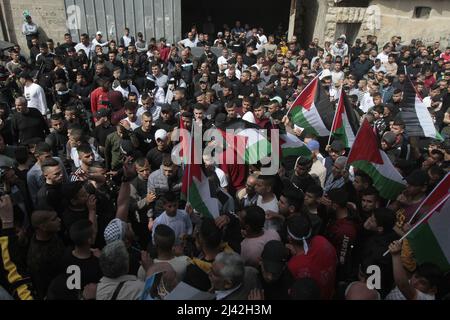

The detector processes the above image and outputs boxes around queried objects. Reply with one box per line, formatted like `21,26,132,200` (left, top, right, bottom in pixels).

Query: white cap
155,129,168,141
320,69,332,80
96,31,103,36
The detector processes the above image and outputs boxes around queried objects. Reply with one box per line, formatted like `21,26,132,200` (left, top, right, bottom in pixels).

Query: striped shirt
70,167,87,182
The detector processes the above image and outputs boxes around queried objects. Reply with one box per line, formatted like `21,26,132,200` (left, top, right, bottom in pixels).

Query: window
414,7,431,19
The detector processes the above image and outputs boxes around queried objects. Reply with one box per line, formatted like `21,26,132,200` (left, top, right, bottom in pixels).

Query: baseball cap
330,140,345,152
155,129,168,141
404,169,429,187
104,218,128,244
307,140,320,152
199,76,209,83
0,156,15,169
382,131,396,146
270,96,282,105
96,31,103,36
261,240,288,275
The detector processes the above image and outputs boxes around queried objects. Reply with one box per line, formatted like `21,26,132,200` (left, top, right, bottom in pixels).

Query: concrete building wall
363,0,450,46
312,0,450,47
0,0,67,51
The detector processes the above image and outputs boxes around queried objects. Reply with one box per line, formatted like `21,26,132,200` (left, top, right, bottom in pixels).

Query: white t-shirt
359,92,375,113
114,84,140,100
74,43,93,58
256,34,268,51
257,195,279,213
180,38,198,48
122,117,141,131
215,167,228,188
24,83,48,116
385,286,435,300
70,144,103,168
376,52,389,64
217,56,229,70
137,105,161,123
122,35,133,48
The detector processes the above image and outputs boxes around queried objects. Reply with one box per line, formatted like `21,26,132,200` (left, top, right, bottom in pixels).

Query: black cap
404,169,429,187
261,240,288,275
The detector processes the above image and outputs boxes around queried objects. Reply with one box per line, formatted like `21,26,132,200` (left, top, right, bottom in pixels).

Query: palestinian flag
408,172,450,225
288,76,335,137
220,128,271,164
348,119,406,200
280,132,312,159
331,89,359,148
400,73,443,141
407,194,450,272
181,134,220,219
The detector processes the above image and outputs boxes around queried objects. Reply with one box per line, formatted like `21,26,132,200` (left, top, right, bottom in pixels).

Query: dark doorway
181,0,291,38
335,23,362,45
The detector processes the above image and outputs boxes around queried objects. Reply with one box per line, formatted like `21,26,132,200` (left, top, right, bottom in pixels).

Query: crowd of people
0,15,449,300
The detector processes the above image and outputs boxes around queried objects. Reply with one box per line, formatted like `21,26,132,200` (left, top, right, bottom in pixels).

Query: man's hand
122,156,135,178
0,195,14,228
119,119,131,130
146,192,157,204
140,250,153,272
86,194,97,213
148,218,154,232
91,248,101,258
82,283,97,300
215,215,230,229
389,240,403,256
185,203,193,216
248,289,264,300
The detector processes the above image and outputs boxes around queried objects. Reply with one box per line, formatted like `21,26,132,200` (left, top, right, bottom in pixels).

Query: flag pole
186,122,195,206
407,172,450,224
382,193,450,257
327,85,343,147
286,70,323,117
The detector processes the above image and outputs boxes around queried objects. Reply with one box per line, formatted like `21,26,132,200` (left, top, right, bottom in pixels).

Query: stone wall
316,0,450,46
0,0,67,55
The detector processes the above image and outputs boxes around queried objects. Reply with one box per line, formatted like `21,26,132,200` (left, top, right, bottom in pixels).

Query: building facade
0,0,449,55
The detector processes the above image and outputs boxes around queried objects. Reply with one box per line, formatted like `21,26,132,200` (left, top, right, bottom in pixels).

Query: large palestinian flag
348,119,406,200
288,76,335,137
408,172,450,225
407,193,450,272
220,128,271,165
280,132,312,159
181,133,219,219
331,89,359,148
400,73,443,140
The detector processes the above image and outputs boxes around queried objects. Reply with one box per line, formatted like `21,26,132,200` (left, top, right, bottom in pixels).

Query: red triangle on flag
291,77,318,111
348,119,383,165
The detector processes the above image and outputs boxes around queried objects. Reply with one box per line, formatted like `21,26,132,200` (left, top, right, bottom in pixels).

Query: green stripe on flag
282,146,311,158
189,181,213,219
290,108,320,137
244,139,271,164
332,126,349,148
407,223,450,272
351,160,406,200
